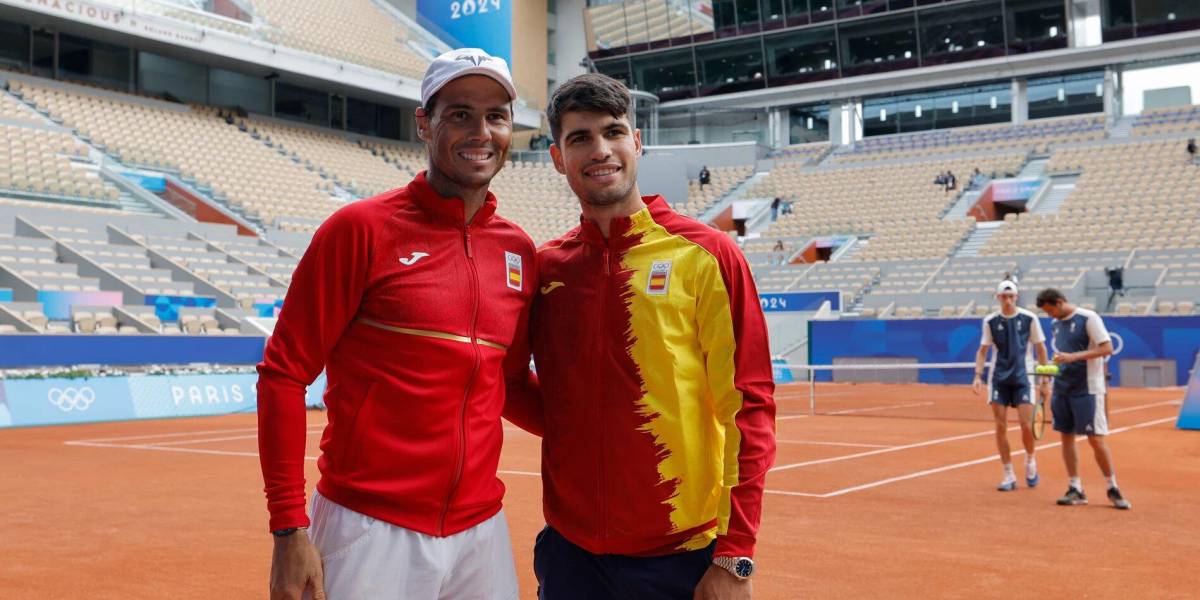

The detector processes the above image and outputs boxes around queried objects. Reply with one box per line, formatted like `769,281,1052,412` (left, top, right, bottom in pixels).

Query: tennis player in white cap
260,47,532,600
972,278,1050,491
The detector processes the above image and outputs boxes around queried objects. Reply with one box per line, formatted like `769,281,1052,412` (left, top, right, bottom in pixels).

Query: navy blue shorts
1052,392,1109,435
534,526,715,600
989,381,1033,408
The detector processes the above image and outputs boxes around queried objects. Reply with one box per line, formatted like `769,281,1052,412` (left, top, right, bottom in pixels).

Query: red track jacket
257,172,536,536
507,196,776,558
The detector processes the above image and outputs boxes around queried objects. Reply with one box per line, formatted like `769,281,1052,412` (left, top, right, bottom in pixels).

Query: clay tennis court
2,383,1197,599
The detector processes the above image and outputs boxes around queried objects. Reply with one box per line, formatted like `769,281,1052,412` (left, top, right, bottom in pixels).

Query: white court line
146,429,324,447
825,401,935,416
775,440,893,449
73,426,264,444
776,414,810,421
768,400,1180,473
63,439,542,479
769,415,1178,499
65,440,273,459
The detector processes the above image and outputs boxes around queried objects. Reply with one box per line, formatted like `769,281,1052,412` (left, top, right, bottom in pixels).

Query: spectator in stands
947,170,957,192
782,198,794,215
1188,138,1196,164
934,171,947,189
771,196,782,222
969,167,985,189
772,239,787,265
1035,288,1132,510
506,73,776,600
258,48,534,600
698,164,711,189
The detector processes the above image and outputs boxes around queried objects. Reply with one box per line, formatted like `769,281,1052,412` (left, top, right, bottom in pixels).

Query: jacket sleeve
502,277,544,437
256,206,374,532
695,236,777,558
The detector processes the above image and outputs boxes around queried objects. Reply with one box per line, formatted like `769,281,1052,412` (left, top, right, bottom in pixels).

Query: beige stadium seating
983,139,1200,255
1132,104,1200,137
686,165,753,216
490,161,579,246
247,117,408,199
0,91,44,123
250,0,430,79
0,110,122,205
831,115,1106,163
586,0,710,51
749,153,1024,260
12,80,341,230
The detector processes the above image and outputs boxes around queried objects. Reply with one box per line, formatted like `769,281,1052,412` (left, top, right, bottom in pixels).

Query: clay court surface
2,383,1198,599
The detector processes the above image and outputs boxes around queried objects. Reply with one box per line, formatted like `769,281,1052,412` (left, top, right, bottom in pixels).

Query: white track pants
304,490,519,600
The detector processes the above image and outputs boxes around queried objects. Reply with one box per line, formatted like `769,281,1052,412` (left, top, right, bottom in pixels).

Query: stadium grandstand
1,0,1199,597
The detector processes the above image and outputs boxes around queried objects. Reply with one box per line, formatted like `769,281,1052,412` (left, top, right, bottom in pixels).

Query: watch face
735,558,754,578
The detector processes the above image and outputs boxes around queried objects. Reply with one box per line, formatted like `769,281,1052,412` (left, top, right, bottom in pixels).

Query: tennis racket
1032,385,1049,440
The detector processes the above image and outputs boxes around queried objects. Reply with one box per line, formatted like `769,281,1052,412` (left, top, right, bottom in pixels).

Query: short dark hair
1036,288,1067,307
546,73,632,144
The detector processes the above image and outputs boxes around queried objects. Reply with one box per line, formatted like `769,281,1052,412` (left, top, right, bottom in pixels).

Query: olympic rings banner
0,373,262,428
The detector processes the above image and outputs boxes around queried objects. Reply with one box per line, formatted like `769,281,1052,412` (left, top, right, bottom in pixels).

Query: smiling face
550,110,641,209
415,75,512,194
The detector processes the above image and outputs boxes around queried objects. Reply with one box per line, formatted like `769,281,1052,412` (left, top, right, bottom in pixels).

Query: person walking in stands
505,73,777,600
771,196,782,222
699,164,711,189
257,48,537,600
1187,138,1196,164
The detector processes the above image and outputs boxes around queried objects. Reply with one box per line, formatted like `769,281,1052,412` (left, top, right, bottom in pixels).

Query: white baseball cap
421,48,516,108
996,280,1019,295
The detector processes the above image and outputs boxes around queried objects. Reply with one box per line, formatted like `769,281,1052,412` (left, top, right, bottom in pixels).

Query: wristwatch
713,556,755,580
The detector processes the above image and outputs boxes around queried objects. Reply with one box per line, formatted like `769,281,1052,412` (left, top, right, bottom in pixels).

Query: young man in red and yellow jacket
505,74,777,600
258,49,536,600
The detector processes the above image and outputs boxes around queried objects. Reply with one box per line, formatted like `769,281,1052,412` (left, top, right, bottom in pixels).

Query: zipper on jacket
599,245,611,542
438,228,481,535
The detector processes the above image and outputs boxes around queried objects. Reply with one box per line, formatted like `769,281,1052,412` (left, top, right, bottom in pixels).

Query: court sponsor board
760,291,841,313
811,316,1200,386
0,373,262,428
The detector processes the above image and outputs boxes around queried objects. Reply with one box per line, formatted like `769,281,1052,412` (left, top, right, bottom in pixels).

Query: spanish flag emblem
646,259,671,295
505,251,523,291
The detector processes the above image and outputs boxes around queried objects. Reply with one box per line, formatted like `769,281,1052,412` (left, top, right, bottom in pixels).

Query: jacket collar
408,171,497,227
578,195,670,249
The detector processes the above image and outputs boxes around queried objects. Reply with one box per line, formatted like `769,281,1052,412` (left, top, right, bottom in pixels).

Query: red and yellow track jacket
511,196,776,558
258,172,536,536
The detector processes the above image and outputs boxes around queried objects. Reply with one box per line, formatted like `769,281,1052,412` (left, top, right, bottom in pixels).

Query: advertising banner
417,0,512,65
760,291,841,313
2,377,136,427
127,373,258,419
810,316,1200,386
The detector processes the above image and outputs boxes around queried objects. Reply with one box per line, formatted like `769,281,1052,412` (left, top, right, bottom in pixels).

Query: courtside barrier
1177,352,1200,430
809,316,1200,386
0,334,266,368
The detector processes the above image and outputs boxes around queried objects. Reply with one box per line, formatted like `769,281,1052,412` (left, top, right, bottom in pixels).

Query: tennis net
776,361,1026,422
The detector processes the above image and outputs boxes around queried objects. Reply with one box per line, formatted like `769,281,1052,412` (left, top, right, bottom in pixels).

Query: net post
809,366,816,416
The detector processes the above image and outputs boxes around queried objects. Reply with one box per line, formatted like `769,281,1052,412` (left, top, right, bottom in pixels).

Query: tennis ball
1035,364,1060,376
